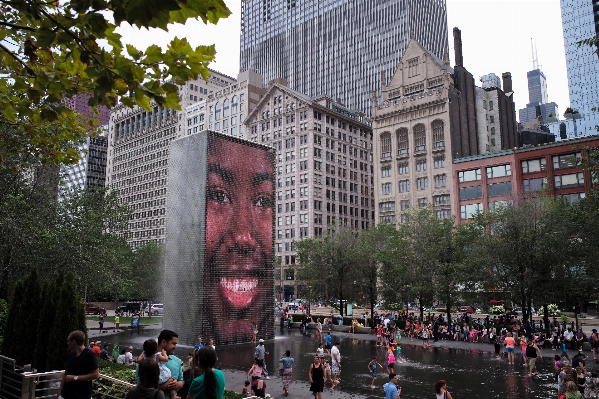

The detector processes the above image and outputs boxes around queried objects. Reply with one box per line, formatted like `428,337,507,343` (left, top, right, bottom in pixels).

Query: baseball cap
259,339,264,343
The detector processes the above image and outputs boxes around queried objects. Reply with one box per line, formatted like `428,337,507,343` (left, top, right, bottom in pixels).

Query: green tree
379,207,452,321
0,0,231,169
33,276,61,372
46,271,86,371
0,268,42,365
295,225,360,316
130,242,163,302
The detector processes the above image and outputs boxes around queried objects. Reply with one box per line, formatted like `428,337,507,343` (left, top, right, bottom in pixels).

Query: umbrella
490,299,498,303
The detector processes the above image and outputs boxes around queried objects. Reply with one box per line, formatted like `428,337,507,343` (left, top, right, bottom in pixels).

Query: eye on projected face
205,137,274,342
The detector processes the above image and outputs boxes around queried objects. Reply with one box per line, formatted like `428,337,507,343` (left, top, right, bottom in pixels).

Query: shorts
506,347,515,353
332,364,340,374
325,344,331,350
371,371,377,378
529,358,537,368
388,363,395,369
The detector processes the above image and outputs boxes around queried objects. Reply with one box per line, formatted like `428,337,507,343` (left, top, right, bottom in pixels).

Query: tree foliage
0,0,230,168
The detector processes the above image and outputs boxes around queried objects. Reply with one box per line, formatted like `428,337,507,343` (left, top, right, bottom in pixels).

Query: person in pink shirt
504,332,516,365
520,338,528,366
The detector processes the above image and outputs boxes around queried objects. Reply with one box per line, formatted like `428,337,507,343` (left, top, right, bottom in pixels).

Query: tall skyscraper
518,68,558,126
560,0,599,135
239,0,449,115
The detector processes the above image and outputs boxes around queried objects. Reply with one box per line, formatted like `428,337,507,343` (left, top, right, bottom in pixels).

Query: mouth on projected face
219,277,259,309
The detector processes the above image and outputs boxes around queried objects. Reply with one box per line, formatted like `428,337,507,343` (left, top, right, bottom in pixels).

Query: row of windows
212,95,244,120
382,175,447,194
384,156,446,177
380,121,445,157
379,195,450,213
459,182,512,201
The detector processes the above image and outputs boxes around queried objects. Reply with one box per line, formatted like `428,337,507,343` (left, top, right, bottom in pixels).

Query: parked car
144,303,164,316
85,303,106,315
116,302,142,316
459,306,476,314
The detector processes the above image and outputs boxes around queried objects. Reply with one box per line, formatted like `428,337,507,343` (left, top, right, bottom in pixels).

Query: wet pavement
88,320,599,399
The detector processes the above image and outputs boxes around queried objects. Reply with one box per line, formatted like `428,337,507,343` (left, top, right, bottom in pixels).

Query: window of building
521,158,546,173
416,159,427,171
382,182,392,195
434,156,446,169
285,269,294,280
458,169,481,182
223,98,230,117
489,101,494,110
432,120,444,148
459,185,482,200
414,124,426,151
380,215,395,224
553,152,581,169
398,162,409,175
434,194,450,206
460,203,482,219
380,201,395,212
554,173,584,188
434,174,447,187
486,164,511,178
418,198,428,208
380,132,391,158
381,165,391,177
558,192,586,206
400,200,410,210
436,209,451,219
491,127,495,135
399,180,410,192
400,214,409,223
489,115,494,123
408,57,419,78
215,102,221,120
231,95,238,114
397,128,409,155
523,177,548,192
488,200,513,212
416,177,428,190
487,181,512,197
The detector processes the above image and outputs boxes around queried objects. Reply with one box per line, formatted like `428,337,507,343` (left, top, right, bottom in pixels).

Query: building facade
560,0,599,135
245,82,375,300
106,72,236,248
372,39,454,224
61,93,111,125
59,133,108,200
239,0,449,115
453,135,599,223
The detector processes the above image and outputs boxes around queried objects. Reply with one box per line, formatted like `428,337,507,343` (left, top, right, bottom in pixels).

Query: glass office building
560,0,599,135
239,0,449,115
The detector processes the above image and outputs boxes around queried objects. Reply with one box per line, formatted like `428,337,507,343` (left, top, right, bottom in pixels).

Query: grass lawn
86,316,161,325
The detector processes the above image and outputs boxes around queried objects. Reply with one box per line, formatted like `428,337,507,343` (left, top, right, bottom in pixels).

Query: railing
0,355,134,399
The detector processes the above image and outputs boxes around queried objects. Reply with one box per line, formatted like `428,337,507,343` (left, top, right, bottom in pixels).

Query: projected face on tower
204,137,274,343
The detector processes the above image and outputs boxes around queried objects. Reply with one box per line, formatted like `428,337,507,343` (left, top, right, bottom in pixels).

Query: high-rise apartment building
106,71,236,248
59,131,108,200
239,0,449,115
560,0,599,135
245,81,375,300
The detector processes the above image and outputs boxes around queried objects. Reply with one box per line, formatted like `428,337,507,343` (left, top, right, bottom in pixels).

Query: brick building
453,136,599,223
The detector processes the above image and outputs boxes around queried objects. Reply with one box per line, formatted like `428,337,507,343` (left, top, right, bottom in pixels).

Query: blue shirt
325,335,332,345
194,343,204,350
384,382,399,399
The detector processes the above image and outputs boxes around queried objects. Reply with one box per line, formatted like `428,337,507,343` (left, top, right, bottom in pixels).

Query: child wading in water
137,339,176,399
367,356,383,389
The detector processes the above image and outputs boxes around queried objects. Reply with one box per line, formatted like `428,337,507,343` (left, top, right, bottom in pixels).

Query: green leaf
36,29,56,48
3,105,17,122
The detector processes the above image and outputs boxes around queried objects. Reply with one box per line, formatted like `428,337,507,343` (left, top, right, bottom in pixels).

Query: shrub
489,305,505,315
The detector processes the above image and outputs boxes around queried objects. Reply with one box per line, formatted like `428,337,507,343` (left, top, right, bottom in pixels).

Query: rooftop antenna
531,38,540,70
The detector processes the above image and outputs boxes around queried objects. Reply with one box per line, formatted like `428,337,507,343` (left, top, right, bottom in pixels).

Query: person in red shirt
91,341,101,357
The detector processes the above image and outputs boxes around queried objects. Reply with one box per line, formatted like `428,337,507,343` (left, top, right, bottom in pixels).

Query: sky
116,0,569,122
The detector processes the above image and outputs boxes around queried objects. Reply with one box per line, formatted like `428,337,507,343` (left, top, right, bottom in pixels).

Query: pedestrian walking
98,314,104,332
251,323,258,344
279,350,294,396
526,340,542,376
254,339,270,379
309,355,325,399
383,373,401,399
504,332,516,365
57,330,100,399
330,342,341,391
114,315,120,332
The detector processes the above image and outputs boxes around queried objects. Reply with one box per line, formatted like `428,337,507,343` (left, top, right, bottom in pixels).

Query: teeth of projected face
220,278,258,292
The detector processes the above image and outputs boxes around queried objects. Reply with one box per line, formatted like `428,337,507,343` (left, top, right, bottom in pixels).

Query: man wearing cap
255,339,270,379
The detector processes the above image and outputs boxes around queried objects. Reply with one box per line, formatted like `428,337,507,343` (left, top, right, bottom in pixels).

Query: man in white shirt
331,342,341,390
